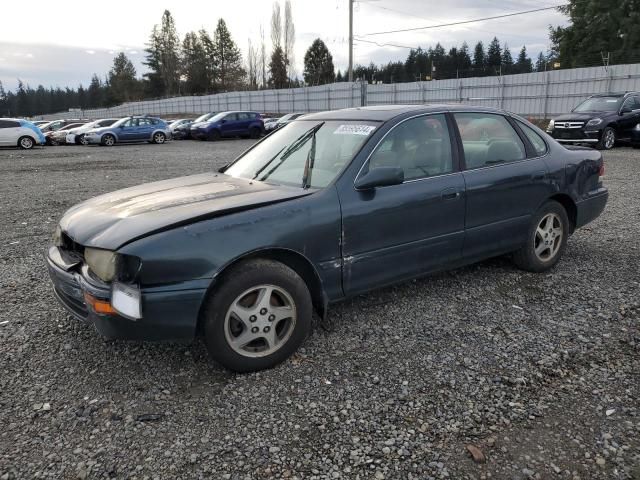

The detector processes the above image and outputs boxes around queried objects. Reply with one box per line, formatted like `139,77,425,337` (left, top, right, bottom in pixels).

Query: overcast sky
0,0,567,91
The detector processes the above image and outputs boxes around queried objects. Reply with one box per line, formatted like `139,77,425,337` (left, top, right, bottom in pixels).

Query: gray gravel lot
0,140,638,480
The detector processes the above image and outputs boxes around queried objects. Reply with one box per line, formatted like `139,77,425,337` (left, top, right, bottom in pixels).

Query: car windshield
194,112,216,123
111,118,130,128
573,97,623,112
225,120,378,189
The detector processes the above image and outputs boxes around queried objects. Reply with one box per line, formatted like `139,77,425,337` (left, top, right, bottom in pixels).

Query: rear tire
513,200,569,272
101,134,116,147
249,127,261,139
18,136,35,150
202,259,313,373
596,127,616,150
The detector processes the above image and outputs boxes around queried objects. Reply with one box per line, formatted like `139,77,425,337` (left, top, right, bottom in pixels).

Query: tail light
598,163,605,184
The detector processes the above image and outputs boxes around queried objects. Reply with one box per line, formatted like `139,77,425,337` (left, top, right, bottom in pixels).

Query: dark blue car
47,105,607,372
191,111,264,140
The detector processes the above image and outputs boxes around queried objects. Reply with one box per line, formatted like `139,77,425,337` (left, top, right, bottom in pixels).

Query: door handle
441,188,461,200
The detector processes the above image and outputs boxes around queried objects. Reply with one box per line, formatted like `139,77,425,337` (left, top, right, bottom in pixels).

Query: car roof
591,92,639,98
301,104,508,122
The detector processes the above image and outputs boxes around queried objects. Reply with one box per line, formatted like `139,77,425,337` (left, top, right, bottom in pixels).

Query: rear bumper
575,189,608,228
46,247,207,341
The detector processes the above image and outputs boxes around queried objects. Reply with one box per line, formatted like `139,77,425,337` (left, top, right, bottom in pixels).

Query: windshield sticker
605,99,618,102
334,124,376,136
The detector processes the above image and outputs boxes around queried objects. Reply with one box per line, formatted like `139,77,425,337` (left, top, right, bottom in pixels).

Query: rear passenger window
0,120,19,128
454,113,525,169
517,121,548,156
369,114,453,181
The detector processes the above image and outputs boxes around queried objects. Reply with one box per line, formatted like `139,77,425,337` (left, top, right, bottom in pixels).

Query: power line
359,4,567,37
354,37,418,50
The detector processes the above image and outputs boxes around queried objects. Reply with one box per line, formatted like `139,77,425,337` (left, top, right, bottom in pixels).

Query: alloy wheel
79,135,89,145
534,213,563,261
104,135,115,146
154,133,165,144
224,284,297,358
20,137,34,149
604,129,615,149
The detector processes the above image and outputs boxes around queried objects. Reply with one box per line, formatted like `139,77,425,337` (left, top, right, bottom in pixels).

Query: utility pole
348,0,354,82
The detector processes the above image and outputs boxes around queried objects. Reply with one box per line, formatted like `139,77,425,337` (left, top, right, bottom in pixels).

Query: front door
220,113,239,137
340,113,466,295
452,112,552,260
618,96,640,139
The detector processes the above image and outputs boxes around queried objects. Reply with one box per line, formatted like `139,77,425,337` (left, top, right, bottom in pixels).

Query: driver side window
368,114,453,181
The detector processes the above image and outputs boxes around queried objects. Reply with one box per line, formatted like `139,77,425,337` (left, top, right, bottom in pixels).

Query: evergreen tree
87,74,104,108
457,42,472,75
336,70,343,82
0,81,8,116
550,0,640,68
501,44,514,74
182,32,209,94
212,18,245,91
109,52,139,103
515,46,533,73
473,41,486,75
486,37,502,72
199,29,217,92
16,81,32,117
269,46,288,88
535,52,548,71
143,10,181,97
303,39,335,86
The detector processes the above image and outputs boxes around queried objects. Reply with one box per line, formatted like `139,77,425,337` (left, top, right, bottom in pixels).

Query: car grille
554,130,589,140
554,121,585,129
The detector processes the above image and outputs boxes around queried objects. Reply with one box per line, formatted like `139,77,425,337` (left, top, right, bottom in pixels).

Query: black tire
208,130,221,141
76,134,88,145
202,259,313,373
249,127,261,139
152,132,166,144
18,136,35,150
101,134,116,147
596,127,616,150
513,200,570,272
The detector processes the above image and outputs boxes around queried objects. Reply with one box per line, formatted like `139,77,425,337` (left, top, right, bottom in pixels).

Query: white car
66,119,119,145
0,118,46,149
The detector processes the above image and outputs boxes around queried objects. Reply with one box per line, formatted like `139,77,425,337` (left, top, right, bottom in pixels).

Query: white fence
38,63,640,120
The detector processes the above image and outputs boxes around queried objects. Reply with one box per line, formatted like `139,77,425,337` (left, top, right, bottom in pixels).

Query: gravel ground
0,140,638,480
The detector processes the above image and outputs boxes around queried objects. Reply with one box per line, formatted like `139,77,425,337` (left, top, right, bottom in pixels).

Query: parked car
269,112,305,132
84,116,171,146
47,122,88,145
39,119,89,133
191,111,264,140
263,117,281,132
168,118,194,140
31,120,49,127
66,119,119,145
47,105,607,372
0,118,46,149
547,92,640,150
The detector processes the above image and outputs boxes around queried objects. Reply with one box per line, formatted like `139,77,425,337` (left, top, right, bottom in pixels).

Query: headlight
586,118,603,127
84,247,118,282
547,119,555,131
52,225,63,247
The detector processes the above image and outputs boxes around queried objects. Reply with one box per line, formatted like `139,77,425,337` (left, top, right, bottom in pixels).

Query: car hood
553,112,611,122
59,173,311,250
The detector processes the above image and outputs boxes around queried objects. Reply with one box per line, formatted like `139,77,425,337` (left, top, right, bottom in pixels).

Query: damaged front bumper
46,246,208,341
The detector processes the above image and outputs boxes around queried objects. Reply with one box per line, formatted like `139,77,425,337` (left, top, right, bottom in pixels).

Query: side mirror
355,167,404,190
621,107,632,115
220,119,227,124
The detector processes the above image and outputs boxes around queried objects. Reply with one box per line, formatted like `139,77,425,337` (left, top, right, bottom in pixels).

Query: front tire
596,127,616,150
249,127,261,139
77,134,89,146
101,134,116,147
202,259,313,373
208,130,221,141
513,200,569,272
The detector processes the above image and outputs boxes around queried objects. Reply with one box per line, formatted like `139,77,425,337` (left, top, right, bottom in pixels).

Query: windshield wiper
301,126,319,189
253,122,325,182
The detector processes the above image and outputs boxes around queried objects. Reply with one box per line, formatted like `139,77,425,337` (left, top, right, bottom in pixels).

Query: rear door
452,112,552,261
134,118,154,140
0,120,19,145
340,113,466,295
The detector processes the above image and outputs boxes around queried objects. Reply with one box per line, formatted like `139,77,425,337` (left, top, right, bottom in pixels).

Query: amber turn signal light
83,293,116,315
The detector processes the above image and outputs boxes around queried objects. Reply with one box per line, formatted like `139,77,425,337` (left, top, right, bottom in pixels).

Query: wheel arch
16,135,36,148
196,248,328,335
548,193,577,233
